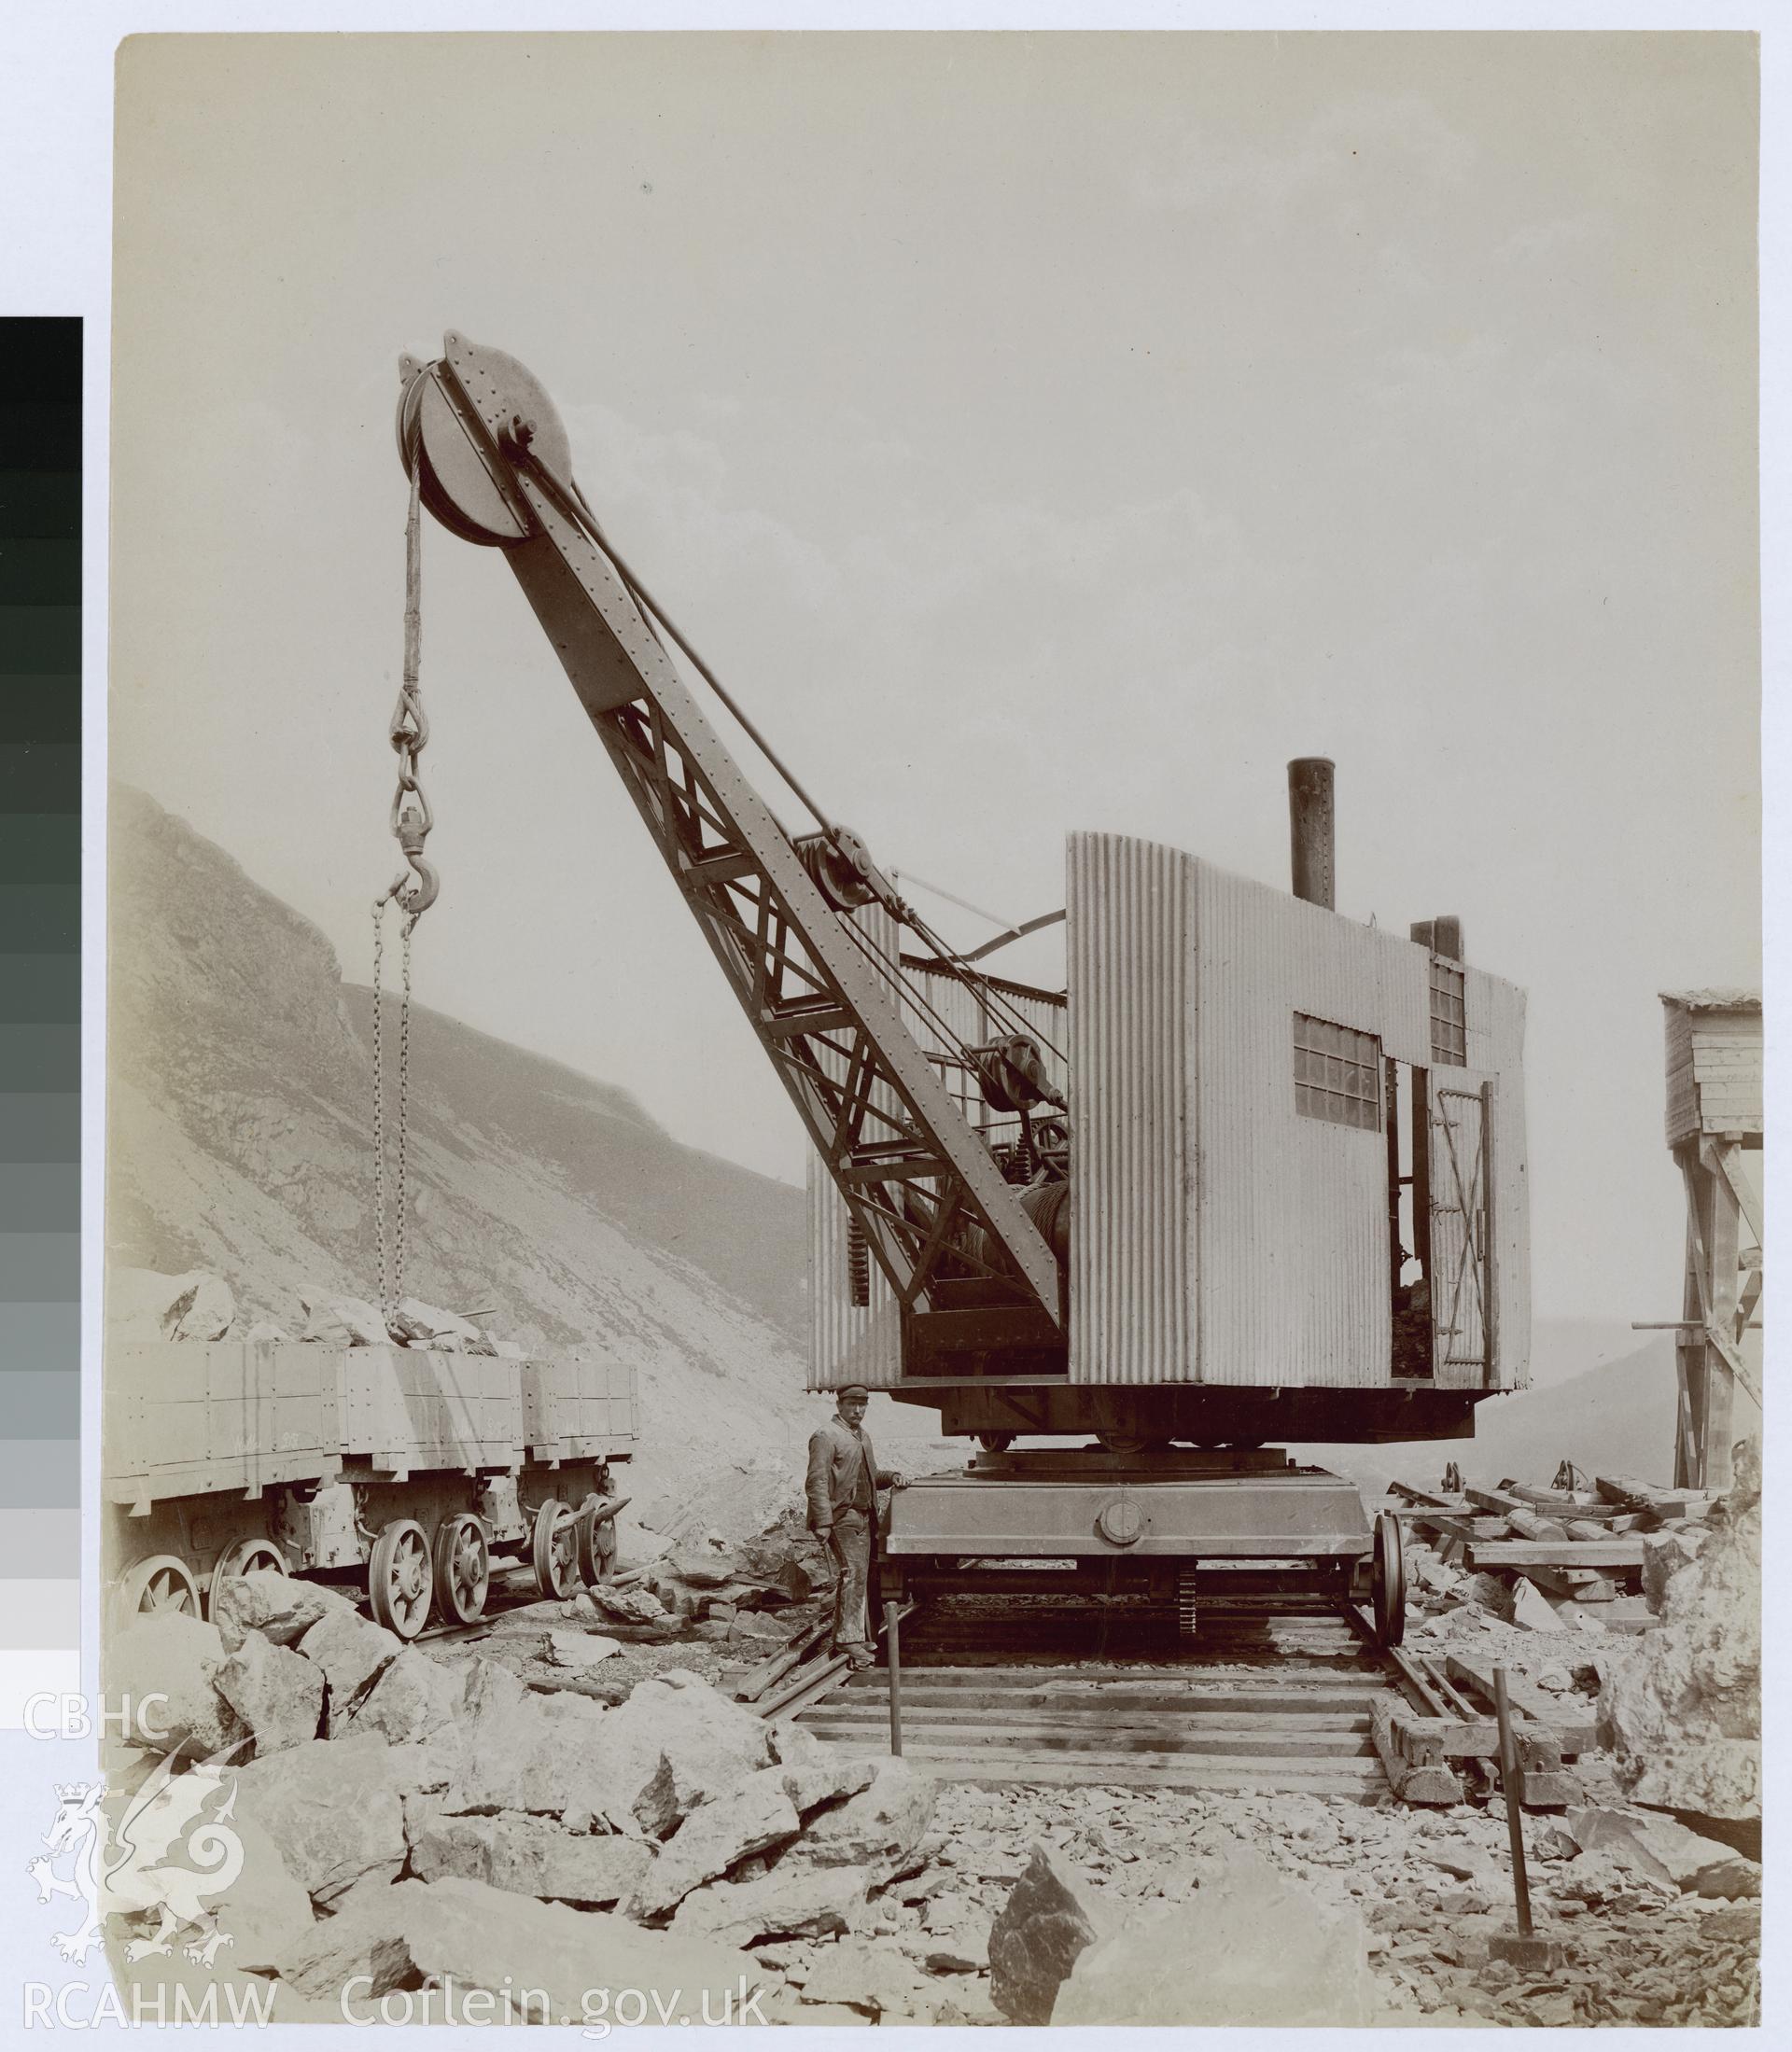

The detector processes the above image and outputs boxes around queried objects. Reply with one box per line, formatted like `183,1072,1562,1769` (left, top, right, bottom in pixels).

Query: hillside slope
105,787,828,1502
1300,1334,1679,1501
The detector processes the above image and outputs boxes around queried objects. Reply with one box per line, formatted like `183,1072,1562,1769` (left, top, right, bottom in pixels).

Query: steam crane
397,334,1534,1648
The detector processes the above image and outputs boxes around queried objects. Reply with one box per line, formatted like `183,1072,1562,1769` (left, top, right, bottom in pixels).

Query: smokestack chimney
1409,916,1465,962
1287,758,1336,911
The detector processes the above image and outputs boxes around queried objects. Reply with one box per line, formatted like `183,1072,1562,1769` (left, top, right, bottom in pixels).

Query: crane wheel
1371,1510,1407,1648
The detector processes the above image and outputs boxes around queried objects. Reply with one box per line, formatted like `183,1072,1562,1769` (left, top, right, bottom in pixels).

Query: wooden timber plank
1515,1564,1615,1602
1465,1487,1529,1516
799,1716,1372,1759
1595,1475,1711,1513
1467,1539,1645,1569
1443,1654,1599,1753
804,1704,1370,1738
835,1684,1388,1715
813,1743,1387,1795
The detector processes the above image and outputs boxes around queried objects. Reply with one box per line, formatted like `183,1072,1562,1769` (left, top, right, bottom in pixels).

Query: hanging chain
396,913,413,1305
372,902,387,1316
371,443,436,1322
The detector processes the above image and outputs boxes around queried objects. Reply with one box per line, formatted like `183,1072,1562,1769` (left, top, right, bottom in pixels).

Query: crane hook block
397,334,573,549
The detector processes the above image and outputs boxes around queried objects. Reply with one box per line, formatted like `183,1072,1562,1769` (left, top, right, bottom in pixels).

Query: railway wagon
104,1337,637,1638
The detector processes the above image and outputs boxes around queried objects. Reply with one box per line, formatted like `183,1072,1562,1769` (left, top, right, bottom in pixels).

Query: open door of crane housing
1426,1070,1499,1386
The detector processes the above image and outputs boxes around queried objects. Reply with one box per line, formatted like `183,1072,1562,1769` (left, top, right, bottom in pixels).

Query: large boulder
1599,1441,1761,1820
775,1752,878,1817
1564,1806,1761,1898
1643,1527,1712,1612
111,1267,235,1343
232,1734,409,1904
410,1812,651,1906
587,1584,669,1626
589,1670,775,1837
1055,1850,1375,2026
205,1810,316,1974
270,1878,430,2001
335,1647,459,1745
279,1876,762,2022
297,1607,403,1726
441,1659,615,1824
987,1843,1105,2025
212,1570,353,1652
388,1297,483,1346
667,1546,741,1589
669,1863,867,1949
109,1613,248,1759
300,1292,388,1346
213,1628,323,1754
782,1756,934,1879
626,1769,801,1921
799,1936,939,2020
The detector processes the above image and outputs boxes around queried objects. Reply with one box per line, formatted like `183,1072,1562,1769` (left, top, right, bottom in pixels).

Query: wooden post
1386,1057,1404,1320
883,1598,904,1757
1480,1080,1499,1386
1702,1139,1743,1492
1413,1068,1434,1374
1492,1667,1532,1935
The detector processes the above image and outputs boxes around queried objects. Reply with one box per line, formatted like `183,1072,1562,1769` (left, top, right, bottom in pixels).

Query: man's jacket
805,1414,890,1533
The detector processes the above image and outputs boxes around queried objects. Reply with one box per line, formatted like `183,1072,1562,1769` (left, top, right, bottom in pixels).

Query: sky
107,30,1760,1329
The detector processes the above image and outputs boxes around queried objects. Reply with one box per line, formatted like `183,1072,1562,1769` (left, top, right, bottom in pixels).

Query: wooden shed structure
1656,989,1763,1490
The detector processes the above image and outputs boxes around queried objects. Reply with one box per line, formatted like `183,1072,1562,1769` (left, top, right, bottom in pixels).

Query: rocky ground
93,1509,1760,2030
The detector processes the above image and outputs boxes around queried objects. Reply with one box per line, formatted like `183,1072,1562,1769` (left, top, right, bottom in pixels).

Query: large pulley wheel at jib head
397,333,573,547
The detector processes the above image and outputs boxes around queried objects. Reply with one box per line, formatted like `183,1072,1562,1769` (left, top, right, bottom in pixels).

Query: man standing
805,1385,904,1669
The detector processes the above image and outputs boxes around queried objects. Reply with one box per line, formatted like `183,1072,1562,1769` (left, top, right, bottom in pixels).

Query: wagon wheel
206,1539,287,1622
368,1518,433,1640
573,1496,617,1586
974,1432,1014,1454
1371,1509,1407,1648
432,1514,490,1626
115,1554,202,1631
531,1500,578,1600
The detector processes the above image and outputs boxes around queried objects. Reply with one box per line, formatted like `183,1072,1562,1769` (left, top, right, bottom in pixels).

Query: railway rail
788,1587,1401,1798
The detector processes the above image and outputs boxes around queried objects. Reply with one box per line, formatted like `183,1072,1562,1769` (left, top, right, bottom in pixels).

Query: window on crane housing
1429,960,1467,1067
1293,1012,1382,1131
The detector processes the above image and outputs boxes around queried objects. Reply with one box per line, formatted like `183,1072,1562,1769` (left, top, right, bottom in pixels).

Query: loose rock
336,1646,459,1745
627,1768,801,1920
783,1756,935,1879
670,1863,867,1949
110,1613,249,1759
987,1842,1105,2025
232,1734,409,1904
213,1628,324,1754
410,1811,651,1906
296,1607,403,1726
212,1570,353,1653
1056,1849,1376,2026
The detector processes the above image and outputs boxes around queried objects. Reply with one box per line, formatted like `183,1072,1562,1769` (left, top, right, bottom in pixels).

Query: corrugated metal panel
807,903,905,1390
1463,969,1531,1391
1195,862,1407,1389
1066,832,1197,1384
